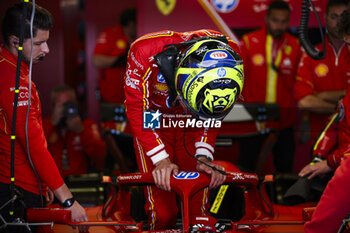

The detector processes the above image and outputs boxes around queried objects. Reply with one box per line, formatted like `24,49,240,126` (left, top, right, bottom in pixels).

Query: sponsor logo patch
174,171,199,179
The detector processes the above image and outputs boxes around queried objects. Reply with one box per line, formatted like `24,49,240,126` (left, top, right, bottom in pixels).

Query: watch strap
60,197,75,208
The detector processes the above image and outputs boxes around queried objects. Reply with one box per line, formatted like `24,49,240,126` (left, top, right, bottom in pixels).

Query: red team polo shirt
0,45,64,195
295,36,350,141
240,27,302,130
93,25,129,104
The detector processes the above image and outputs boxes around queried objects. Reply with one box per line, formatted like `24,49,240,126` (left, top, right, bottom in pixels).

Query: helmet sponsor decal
157,72,166,83
217,68,227,78
210,51,228,59
203,87,237,114
175,39,244,119
154,83,168,93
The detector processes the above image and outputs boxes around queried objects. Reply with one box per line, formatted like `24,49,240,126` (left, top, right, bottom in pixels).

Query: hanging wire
25,0,44,207
9,0,30,217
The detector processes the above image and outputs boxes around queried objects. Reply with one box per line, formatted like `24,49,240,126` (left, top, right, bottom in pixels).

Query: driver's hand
152,158,179,191
196,157,226,189
298,160,332,179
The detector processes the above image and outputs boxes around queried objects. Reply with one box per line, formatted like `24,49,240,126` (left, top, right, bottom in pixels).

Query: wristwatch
60,197,75,208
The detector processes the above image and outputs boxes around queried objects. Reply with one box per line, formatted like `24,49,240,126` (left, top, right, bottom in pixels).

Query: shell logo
210,51,228,59
154,84,168,92
315,63,329,77
252,54,264,66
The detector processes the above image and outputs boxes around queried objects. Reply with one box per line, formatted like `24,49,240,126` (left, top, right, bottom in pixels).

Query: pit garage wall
137,0,327,36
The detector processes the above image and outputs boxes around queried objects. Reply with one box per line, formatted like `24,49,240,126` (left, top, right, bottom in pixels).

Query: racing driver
124,29,244,230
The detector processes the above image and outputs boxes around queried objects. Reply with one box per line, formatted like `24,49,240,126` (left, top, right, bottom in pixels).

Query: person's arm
294,51,337,114
298,160,332,179
53,184,88,222
316,89,346,103
299,113,341,179
124,33,181,190
313,113,339,156
13,86,89,225
93,28,128,69
298,94,337,114
92,54,124,68
193,124,225,189
124,37,170,166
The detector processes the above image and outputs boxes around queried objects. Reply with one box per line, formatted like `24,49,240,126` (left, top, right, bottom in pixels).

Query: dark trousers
237,126,295,173
0,183,42,233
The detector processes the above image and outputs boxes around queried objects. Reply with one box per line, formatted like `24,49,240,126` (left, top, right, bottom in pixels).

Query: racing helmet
175,39,244,120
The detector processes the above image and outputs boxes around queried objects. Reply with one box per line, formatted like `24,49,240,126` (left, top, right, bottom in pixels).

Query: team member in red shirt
304,7,350,233
0,2,88,230
93,7,136,105
295,0,350,144
43,86,106,178
298,96,348,179
125,29,244,230
303,85,350,232
239,1,302,173
93,8,137,171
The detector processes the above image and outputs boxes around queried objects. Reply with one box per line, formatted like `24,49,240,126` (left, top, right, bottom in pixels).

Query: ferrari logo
284,45,292,55
156,0,176,16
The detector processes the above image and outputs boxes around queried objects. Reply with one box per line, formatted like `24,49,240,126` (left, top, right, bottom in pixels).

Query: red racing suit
240,26,302,130
295,36,350,142
124,29,239,230
94,25,129,104
42,118,107,178
312,109,350,170
305,89,350,233
0,45,64,195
